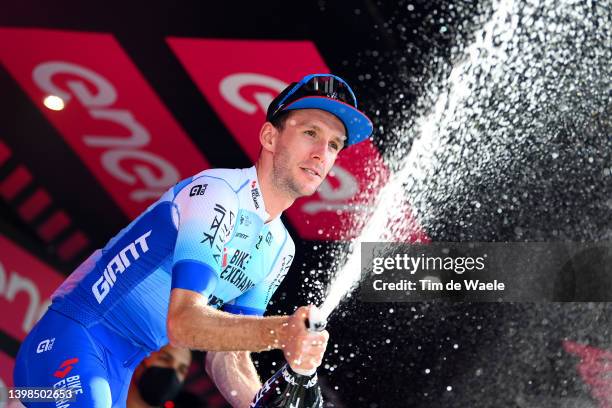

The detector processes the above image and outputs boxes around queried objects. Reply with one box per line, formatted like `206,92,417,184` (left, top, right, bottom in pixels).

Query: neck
255,159,295,221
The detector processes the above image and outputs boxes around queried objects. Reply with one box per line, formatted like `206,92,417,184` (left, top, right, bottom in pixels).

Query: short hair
269,110,293,131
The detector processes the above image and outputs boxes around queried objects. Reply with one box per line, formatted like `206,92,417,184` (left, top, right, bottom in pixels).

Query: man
13,73,373,407
127,345,191,408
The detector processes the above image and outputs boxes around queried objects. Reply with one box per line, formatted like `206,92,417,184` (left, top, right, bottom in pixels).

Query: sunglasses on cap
266,74,359,121
266,73,373,146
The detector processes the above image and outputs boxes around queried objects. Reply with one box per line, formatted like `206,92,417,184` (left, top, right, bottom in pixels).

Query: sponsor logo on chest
220,249,255,292
256,231,273,250
200,203,235,266
239,213,251,227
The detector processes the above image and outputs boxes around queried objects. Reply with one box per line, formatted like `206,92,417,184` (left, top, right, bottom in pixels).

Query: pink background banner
0,234,64,341
0,28,211,219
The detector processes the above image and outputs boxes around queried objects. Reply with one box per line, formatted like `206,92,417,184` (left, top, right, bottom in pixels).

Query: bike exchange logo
251,180,261,209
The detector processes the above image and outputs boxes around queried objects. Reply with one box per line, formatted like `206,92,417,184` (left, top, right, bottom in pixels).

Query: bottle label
250,373,274,407
282,366,319,389
250,363,323,407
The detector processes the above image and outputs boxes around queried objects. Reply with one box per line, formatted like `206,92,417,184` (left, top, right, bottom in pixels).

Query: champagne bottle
250,363,323,408
251,307,326,408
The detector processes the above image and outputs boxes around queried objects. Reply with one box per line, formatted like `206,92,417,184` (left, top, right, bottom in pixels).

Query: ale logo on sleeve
36,337,56,354
189,184,208,197
0,28,211,219
167,38,420,240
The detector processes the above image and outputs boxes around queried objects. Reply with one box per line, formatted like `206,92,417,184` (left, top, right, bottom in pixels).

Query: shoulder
171,169,247,217
190,167,247,192
173,168,248,199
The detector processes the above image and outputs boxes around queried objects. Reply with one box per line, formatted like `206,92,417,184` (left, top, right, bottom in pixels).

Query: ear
259,122,278,153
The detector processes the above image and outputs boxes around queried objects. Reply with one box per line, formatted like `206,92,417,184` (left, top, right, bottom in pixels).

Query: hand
279,306,329,372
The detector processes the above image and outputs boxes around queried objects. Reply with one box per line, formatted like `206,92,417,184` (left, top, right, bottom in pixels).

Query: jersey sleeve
171,176,238,298
223,233,295,316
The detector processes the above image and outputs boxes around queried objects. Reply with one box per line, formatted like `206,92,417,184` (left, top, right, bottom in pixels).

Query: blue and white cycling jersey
50,166,295,353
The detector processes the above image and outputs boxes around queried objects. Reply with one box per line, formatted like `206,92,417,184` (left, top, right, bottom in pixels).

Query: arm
167,289,327,370
168,177,286,351
205,351,261,408
167,288,288,351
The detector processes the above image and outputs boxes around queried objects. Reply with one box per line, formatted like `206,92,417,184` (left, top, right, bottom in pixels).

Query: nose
311,139,330,164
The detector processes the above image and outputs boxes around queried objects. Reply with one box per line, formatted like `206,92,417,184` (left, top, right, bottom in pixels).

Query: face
140,344,191,383
271,109,346,198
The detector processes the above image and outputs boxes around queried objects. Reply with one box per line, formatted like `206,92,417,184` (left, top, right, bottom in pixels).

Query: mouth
300,167,321,178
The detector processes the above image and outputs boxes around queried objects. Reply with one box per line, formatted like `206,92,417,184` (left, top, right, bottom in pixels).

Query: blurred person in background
127,344,192,408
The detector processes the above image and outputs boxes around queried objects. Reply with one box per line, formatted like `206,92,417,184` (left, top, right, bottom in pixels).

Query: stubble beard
272,149,316,199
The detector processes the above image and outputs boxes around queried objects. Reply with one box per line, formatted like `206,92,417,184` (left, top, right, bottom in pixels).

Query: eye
304,129,316,137
329,141,340,151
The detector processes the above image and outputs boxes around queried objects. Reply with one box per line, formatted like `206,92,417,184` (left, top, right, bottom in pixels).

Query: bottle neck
283,364,318,387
